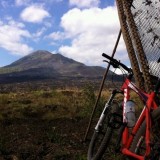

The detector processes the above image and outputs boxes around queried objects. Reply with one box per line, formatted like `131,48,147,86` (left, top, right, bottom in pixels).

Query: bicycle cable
111,66,127,91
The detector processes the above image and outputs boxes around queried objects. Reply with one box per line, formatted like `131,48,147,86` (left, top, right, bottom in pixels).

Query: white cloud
8,19,25,28
15,0,31,6
0,20,33,56
47,31,65,40
20,5,50,23
33,27,46,38
47,0,63,2
60,7,119,37
15,0,63,7
69,0,100,8
51,6,128,66
32,27,47,42
44,21,52,28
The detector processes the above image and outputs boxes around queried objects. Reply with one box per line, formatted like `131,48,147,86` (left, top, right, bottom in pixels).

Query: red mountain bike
88,53,160,160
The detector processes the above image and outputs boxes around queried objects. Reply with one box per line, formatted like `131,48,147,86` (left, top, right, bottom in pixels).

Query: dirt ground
0,117,90,160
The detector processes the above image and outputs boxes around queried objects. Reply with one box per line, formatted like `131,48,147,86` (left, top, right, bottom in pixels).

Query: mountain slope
0,50,116,83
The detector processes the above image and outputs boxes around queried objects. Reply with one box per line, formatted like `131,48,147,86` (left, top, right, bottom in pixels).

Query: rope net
131,0,160,78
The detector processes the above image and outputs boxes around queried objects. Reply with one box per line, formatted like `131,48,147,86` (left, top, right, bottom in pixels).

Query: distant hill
0,50,119,83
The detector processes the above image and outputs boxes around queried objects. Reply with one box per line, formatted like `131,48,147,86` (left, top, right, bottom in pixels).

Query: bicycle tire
87,126,113,160
130,107,160,159
87,102,123,160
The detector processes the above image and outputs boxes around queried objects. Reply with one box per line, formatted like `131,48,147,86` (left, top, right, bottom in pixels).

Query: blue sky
0,0,129,69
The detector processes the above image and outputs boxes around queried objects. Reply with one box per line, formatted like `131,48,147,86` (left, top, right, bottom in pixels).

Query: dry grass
0,86,145,124
0,85,146,160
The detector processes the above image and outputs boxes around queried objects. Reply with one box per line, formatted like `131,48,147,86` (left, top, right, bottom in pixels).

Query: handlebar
102,53,132,73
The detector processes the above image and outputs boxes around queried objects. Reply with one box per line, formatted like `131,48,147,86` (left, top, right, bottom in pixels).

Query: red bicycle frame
120,78,158,160
101,52,160,159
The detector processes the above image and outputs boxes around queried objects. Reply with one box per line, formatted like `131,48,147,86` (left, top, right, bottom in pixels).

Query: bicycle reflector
125,100,136,128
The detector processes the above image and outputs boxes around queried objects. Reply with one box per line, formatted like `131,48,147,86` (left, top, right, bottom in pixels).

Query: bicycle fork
95,90,120,132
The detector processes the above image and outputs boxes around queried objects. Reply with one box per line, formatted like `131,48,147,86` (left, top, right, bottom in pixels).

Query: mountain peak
0,50,117,84
2,50,84,72
29,50,52,56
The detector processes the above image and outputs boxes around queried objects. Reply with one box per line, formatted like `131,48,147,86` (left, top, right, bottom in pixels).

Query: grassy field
0,84,144,160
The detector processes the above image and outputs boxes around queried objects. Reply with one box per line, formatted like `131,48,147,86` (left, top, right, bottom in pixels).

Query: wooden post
84,30,122,142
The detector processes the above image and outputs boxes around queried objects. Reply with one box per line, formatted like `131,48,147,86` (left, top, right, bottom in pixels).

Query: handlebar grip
119,63,131,72
102,53,115,62
102,53,131,72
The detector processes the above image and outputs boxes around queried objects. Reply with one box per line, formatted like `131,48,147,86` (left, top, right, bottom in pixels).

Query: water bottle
125,100,136,128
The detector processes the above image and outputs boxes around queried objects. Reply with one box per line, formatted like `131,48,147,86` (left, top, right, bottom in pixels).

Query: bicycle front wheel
130,107,160,159
87,102,123,160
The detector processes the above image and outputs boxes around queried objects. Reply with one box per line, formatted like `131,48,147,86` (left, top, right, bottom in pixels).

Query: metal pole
84,29,122,142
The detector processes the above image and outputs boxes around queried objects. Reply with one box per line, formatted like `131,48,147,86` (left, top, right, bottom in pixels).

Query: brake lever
103,60,119,68
103,60,109,63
